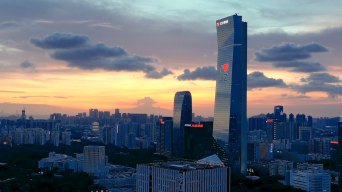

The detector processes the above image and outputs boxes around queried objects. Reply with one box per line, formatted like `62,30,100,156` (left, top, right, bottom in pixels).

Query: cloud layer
30,32,90,49
0,21,22,29
30,32,173,79
254,42,328,62
273,61,327,73
291,82,342,98
247,71,287,90
301,73,340,83
177,66,216,81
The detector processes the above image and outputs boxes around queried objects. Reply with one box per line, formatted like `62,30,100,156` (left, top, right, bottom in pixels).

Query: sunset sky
1,0,342,118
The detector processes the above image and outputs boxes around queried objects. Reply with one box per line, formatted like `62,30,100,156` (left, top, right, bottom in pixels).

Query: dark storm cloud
253,42,328,62
20,60,35,68
247,71,287,90
291,82,342,98
0,21,22,29
177,66,216,81
50,43,128,60
300,73,340,83
62,55,157,73
30,32,173,78
272,61,327,73
145,68,174,79
30,32,90,49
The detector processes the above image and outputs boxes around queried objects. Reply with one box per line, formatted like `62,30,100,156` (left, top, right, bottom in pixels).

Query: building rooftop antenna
235,13,239,15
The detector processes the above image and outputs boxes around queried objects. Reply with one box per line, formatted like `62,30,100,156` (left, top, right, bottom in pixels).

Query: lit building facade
213,14,247,174
184,122,214,160
157,117,173,158
173,91,192,158
83,146,109,177
338,122,342,190
290,170,331,192
61,131,71,145
136,160,228,192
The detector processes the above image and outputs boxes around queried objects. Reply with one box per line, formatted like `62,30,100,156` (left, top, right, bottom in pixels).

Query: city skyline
1,0,342,118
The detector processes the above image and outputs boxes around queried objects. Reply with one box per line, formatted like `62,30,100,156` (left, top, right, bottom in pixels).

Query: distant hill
249,113,267,118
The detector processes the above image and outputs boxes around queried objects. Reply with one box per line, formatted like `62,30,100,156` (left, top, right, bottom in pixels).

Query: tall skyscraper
338,121,342,190
213,14,247,174
274,106,283,119
307,115,313,127
173,91,192,158
289,113,294,122
296,114,306,123
93,109,99,118
156,117,173,158
89,109,94,117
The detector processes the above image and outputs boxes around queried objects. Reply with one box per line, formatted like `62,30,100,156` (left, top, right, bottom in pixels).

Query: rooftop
146,160,225,171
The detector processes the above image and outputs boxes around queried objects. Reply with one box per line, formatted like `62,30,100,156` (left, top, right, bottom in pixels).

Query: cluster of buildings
39,146,109,177
248,105,342,161
0,109,71,147
39,146,229,192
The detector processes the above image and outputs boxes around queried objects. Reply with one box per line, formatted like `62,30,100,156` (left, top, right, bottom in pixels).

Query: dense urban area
0,105,341,192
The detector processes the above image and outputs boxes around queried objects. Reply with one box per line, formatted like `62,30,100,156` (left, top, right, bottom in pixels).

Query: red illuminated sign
267,119,274,123
191,124,203,128
331,141,339,144
161,121,165,124
217,22,220,27
223,63,229,73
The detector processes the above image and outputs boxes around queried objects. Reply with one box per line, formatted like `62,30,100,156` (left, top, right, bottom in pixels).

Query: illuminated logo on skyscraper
217,20,229,27
223,63,229,73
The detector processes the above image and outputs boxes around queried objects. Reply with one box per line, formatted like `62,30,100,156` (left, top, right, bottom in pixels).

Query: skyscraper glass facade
173,91,192,158
213,14,247,174
338,122,342,189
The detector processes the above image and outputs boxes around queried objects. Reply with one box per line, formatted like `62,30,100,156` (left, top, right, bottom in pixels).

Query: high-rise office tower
338,121,342,190
21,108,26,128
122,113,127,118
83,146,109,177
98,111,104,118
307,115,313,127
61,132,71,145
213,14,247,174
93,109,99,118
296,114,306,124
184,122,214,160
173,91,192,158
289,113,294,122
103,111,110,118
248,117,267,132
89,109,94,118
274,106,286,122
274,106,283,119
156,117,173,158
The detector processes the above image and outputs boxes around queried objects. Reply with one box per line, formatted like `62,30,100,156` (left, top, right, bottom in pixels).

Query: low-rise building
136,155,228,192
38,152,82,171
290,169,331,192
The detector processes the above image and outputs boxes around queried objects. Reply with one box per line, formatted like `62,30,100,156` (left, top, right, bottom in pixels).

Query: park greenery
0,140,166,191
